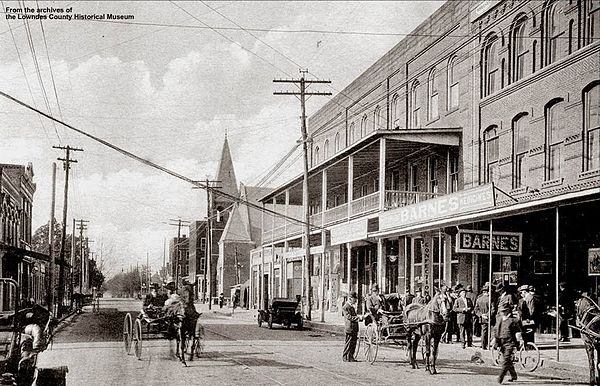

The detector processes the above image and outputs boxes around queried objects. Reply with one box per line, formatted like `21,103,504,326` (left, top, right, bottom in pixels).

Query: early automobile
257,298,303,329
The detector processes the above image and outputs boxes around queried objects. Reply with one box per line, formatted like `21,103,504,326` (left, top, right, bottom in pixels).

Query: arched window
313,146,320,166
323,139,329,159
483,35,500,96
513,113,530,188
391,94,400,129
349,123,355,144
585,83,600,170
546,1,565,65
334,132,341,153
484,126,499,183
373,105,382,131
588,0,600,44
360,114,368,137
447,57,459,110
512,17,529,82
410,81,421,128
427,69,439,121
545,100,564,180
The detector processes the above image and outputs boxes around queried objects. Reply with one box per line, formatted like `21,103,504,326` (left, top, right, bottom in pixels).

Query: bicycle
491,339,541,372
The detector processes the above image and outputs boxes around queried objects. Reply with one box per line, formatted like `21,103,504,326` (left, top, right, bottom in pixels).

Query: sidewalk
194,302,258,322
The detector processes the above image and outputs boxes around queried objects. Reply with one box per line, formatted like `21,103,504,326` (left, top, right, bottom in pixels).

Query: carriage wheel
257,313,263,327
364,324,379,364
296,318,303,330
268,314,273,329
123,313,132,355
490,343,502,367
519,342,540,372
133,318,143,360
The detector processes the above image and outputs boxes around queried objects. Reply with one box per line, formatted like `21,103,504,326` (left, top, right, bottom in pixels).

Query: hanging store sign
379,184,495,232
330,218,369,246
456,229,522,256
588,248,600,276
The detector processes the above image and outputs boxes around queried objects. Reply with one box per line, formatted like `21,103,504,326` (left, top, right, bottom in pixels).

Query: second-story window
513,113,530,188
447,57,459,110
428,69,439,121
587,0,600,45
483,35,499,97
410,81,421,128
373,105,382,130
484,126,499,183
334,132,341,153
512,17,529,82
546,1,565,65
585,83,600,170
546,100,564,180
324,139,329,159
391,94,400,129
409,163,419,191
361,114,368,137
349,123,355,144
449,154,459,193
200,237,206,251
428,156,438,193
313,146,320,165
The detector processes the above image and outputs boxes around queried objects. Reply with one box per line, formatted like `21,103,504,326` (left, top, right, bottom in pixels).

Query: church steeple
215,135,238,202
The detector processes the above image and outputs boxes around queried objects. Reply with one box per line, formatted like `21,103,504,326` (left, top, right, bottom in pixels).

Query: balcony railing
324,203,348,225
272,225,286,240
309,212,322,227
286,222,303,237
384,190,442,209
350,192,380,216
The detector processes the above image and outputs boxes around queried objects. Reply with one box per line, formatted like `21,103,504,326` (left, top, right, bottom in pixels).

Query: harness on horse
574,295,600,341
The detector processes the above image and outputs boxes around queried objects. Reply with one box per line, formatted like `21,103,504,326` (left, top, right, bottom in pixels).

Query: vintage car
257,298,303,329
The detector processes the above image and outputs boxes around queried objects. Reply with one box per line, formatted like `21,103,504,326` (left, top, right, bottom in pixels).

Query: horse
164,300,202,366
405,292,452,374
575,295,600,385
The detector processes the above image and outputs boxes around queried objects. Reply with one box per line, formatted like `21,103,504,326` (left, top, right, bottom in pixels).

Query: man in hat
404,286,415,307
495,282,515,323
342,291,364,362
414,288,426,306
143,283,164,318
465,285,478,339
495,307,522,384
367,284,388,324
453,288,474,348
558,281,574,342
475,283,492,349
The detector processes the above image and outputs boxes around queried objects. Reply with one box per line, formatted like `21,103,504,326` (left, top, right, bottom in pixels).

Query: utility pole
75,219,89,293
192,179,221,309
167,219,190,288
146,251,149,295
274,70,331,321
53,145,83,317
47,163,57,314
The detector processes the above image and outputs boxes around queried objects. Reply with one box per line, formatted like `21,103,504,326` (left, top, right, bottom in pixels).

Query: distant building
168,235,188,285
0,163,48,307
188,220,207,300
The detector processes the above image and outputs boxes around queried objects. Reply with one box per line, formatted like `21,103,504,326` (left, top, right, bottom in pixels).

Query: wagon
257,298,303,329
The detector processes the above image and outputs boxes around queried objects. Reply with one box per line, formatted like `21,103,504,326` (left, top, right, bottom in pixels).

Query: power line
36,0,63,120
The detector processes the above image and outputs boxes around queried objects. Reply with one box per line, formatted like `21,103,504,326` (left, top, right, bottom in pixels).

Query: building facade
188,220,207,300
169,235,189,286
251,0,600,316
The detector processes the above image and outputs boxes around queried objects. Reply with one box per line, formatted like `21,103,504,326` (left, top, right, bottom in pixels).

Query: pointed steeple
215,136,238,202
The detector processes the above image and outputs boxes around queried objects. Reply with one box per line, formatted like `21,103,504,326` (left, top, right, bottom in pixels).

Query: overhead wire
36,0,63,120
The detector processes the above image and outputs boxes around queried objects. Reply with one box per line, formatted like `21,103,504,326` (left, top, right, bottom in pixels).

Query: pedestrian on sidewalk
494,308,522,384
475,283,491,350
558,282,574,342
454,288,474,348
342,291,364,362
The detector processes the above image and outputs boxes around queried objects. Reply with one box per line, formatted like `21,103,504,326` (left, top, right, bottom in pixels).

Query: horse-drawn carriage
123,305,203,366
257,298,303,329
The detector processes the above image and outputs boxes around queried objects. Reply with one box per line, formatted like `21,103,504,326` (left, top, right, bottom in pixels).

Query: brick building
251,0,600,316
188,220,207,300
169,235,188,285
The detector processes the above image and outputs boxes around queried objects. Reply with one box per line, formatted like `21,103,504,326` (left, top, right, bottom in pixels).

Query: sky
0,1,443,277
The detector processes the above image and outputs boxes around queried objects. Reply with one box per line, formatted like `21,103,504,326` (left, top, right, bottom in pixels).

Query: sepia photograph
0,0,599,384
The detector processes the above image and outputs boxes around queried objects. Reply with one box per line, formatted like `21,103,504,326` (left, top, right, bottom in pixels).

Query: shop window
410,81,421,128
546,1,565,65
413,238,424,290
373,105,382,131
334,132,341,153
483,35,500,97
360,114,368,137
427,69,439,121
585,83,600,170
447,56,459,110
349,123,355,144
391,94,400,129
428,156,439,193
588,0,600,45
449,154,459,193
512,16,529,82
513,113,530,188
432,235,445,289
324,139,329,159
484,126,499,183
545,100,564,180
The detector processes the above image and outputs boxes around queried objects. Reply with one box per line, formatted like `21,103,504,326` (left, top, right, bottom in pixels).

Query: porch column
379,137,386,211
320,231,327,322
322,169,327,226
346,242,352,294
347,155,354,219
272,197,276,243
377,238,385,291
284,189,290,239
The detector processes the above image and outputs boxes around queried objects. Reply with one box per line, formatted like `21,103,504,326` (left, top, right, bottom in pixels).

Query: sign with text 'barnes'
456,230,522,256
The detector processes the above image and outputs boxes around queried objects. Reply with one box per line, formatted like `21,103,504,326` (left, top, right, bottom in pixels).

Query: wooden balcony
323,203,348,225
350,192,380,216
384,190,442,209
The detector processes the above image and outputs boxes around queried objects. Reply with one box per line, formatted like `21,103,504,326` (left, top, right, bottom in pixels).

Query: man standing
495,308,522,384
474,283,491,350
495,283,515,322
558,282,574,342
342,291,363,362
466,285,477,338
453,288,474,348
404,287,415,307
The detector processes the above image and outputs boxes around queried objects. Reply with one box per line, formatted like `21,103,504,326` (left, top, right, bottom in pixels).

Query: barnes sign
456,230,522,256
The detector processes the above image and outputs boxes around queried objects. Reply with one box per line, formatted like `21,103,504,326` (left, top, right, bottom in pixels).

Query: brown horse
405,293,452,374
576,295,600,385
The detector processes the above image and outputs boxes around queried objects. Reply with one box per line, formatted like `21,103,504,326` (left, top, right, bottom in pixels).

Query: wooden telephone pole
53,145,83,316
274,71,331,321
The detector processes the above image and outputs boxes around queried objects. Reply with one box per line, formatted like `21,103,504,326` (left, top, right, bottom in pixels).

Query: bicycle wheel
364,324,379,364
519,342,540,372
490,343,502,367
123,313,132,355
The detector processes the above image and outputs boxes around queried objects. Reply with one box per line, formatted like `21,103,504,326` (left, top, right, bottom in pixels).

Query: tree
31,219,63,255
89,259,105,290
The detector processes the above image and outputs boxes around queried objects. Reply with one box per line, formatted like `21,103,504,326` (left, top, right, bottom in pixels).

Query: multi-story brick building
169,235,188,285
251,0,600,315
188,220,207,300
0,163,49,307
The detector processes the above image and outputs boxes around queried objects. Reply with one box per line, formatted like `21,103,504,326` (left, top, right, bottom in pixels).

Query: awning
0,244,50,263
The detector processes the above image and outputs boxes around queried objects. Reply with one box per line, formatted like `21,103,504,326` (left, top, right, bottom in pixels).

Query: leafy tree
31,219,63,255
